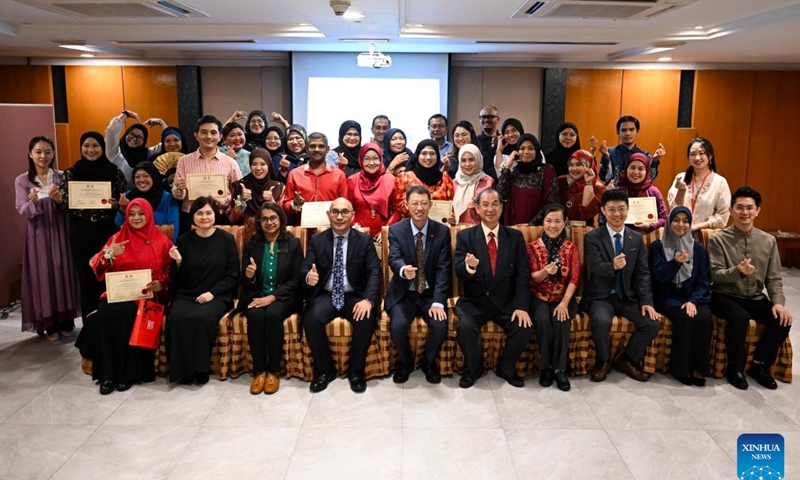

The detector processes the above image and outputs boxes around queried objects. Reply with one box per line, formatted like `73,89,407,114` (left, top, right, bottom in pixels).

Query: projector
357,52,392,68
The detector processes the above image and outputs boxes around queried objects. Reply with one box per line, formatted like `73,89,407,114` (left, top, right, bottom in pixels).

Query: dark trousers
587,295,661,363
710,293,791,371
244,300,295,375
388,291,448,367
455,303,534,378
70,217,117,325
664,305,712,378
304,292,376,376
531,297,577,372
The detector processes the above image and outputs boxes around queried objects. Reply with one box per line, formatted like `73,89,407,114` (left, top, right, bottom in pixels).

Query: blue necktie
332,236,345,310
614,233,624,299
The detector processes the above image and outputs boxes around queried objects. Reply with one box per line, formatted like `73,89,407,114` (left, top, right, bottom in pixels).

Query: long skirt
90,299,156,383
166,297,228,382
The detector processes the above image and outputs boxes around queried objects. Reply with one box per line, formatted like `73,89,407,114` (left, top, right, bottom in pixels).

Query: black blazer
238,235,304,311
581,226,653,308
384,219,452,312
300,228,382,306
454,224,530,316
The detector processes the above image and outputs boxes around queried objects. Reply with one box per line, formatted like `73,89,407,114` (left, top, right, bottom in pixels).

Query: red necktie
487,232,497,276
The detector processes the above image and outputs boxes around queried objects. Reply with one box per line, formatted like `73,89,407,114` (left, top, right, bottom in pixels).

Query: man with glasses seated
371,115,391,145
428,114,452,158
708,186,793,390
582,189,660,382
301,198,382,393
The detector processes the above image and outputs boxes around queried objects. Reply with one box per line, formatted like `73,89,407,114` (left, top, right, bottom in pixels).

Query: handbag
129,299,165,350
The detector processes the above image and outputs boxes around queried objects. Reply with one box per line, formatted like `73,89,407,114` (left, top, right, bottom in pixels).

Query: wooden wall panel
564,69,622,155
448,66,483,130
0,66,53,104
121,66,179,147
481,67,542,137
693,70,755,193
201,67,263,124
54,123,71,170
745,71,800,232
261,66,292,125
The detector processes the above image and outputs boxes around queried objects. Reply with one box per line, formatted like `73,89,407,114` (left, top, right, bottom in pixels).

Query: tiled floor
2,269,800,480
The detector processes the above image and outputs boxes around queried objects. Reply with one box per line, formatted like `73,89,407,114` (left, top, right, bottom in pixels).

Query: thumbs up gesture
246,257,257,279
263,185,276,202
307,263,319,286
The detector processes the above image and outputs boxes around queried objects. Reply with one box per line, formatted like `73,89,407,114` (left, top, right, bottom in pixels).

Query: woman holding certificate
557,149,606,226
88,198,172,395
228,148,285,240
241,202,304,394
115,162,180,242
347,143,395,237
167,196,239,384
614,153,667,233
389,139,454,224
452,144,493,225
497,133,560,226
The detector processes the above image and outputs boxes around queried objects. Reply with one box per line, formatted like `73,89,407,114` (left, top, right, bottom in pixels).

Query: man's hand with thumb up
245,257,257,279
307,263,319,286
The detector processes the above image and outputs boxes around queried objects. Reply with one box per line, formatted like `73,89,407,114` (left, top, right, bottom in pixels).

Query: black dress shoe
99,381,115,395
539,367,554,388
459,371,475,389
692,377,706,387
748,363,778,390
348,373,367,393
393,363,411,384
496,369,525,388
194,372,209,385
726,370,749,390
554,371,571,392
676,376,694,386
116,382,132,392
421,362,441,384
310,370,337,393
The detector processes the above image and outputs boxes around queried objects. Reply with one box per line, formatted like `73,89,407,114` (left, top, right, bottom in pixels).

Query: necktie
614,232,624,298
488,232,497,276
332,236,345,310
415,231,426,294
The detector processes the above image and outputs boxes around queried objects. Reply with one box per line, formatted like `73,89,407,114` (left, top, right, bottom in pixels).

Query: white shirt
606,224,625,252
466,222,500,275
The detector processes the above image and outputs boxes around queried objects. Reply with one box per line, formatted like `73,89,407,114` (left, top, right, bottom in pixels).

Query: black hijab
514,133,544,175
264,125,285,158
285,124,309,166
244,110,269,152
126,161,163,211
72,131,118,181
545,122,581,177
334,120,362,170
120,124,149,169
409,139,443,187
501,118,525,155
382,127,413,168
239,148,284,217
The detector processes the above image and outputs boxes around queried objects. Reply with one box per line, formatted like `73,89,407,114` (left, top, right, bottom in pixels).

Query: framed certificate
187,173,228,200
105,269,152,304
68,181,112,209
625,197,658,224
300,201,333,228
429,200,453,225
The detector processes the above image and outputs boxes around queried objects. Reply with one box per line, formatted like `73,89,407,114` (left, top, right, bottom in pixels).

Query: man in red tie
454,188,533,388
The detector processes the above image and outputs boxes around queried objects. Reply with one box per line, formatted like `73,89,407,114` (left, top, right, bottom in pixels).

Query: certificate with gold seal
105,269,152,304
300,201,333,228
625,197,658,224
68,181,112,209
187,173,228,200
429,200,453,225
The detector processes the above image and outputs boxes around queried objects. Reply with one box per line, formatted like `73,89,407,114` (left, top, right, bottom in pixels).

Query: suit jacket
454,224,530,316
300,228,382,306
238,235,304,312
384,219,452,312
581,226,653,308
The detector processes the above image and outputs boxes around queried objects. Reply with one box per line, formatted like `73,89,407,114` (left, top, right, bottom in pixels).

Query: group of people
13,105,793,396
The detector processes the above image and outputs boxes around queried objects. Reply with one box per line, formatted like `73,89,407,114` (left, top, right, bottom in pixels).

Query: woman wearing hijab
389,139,454,224
493,118,524,179
244,110,269,152
557,149,606,226
347,143,396,237
615,153,667,232
15,135,79,340
452,144,493,225
54,131,127,331
106,111,156,187
264,126,285,163
383,128,413,175
229,148,285,240
274,124,309,184
115,162,181,242
152,127,187,192
497,133,559,226
649,206,712,386
326,120,362,177
149,126,187,161
88,199,172,395
545,122,581,177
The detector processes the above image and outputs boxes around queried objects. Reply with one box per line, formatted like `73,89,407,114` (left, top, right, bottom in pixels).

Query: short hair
405,185,431,202
195,115,222,133
540,203,569,240
451,120,478,146
731,186,761,208
428,114,448,126
189,196,218,225
372,115,390,128
221,122,244,139
307,132,328,145
27,135,55,183
476,187,500,205
254,202,288,241
616,115,640,133
601,189,629,207
683,136,717,184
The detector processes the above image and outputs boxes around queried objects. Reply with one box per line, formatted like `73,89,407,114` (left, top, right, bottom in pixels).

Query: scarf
239,148,284,217
501,118,525,155
382,128,413,168
334,120,362,170
244,110,268,152
661,206,695,285
514,133,544,175
541,233,565,278
355,143,393,218
566,149,598,193
119,124,149,169
72,131,118,181
264,125,285,158
617,152,652,197
150,127,186,160
410,139,443,187
453,144,488,220
546,122,581,176
285,124,309,166
126,161,163,211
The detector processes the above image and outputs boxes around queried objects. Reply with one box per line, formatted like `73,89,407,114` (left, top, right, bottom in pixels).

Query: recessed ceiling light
658,56,672,62
80,53,95,58
694,25,704,29
342,11,365,20
413,24,425,27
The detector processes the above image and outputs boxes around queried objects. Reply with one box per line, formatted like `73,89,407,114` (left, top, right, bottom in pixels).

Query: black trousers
244,299,295,375
304,292,376,376
710,293,791,371
70,217,117,325
663,304,712,378
455,303,534,378
388,291,448,367
587,295,661,363
91,299,156,384
531,297,577,372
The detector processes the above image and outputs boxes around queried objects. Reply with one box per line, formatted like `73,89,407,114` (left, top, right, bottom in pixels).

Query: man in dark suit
582,189,660,382
300,197,382,393
454,188,533,388
385,185,452,384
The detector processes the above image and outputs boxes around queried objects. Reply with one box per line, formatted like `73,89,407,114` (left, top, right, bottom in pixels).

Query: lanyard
690,172,711,213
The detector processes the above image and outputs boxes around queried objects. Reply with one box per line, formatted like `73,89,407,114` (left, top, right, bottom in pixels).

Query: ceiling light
80,53,95,58
57,43,95,52
658,56,672,61
694,25,704,29
342,11,365,20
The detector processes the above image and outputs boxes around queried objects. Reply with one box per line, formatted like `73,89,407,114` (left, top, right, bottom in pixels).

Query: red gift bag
129,299,165,350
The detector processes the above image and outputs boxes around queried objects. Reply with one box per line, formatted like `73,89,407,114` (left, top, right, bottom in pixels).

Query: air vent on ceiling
113,39,258,45
17,0,208,18
512,0,697,20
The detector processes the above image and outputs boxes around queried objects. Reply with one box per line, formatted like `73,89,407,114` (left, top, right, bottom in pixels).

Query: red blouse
526,238,580,303
389,171,454,224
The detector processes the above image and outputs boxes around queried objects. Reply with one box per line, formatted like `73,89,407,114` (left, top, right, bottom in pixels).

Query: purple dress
14,170,79,333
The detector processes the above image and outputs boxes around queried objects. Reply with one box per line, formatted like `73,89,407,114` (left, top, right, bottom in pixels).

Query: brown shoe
264,373,280,395
613,360,651,382
250,374,266,395
591,361,611,382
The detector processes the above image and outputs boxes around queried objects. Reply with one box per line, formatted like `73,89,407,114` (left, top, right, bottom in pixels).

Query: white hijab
453,144,488,220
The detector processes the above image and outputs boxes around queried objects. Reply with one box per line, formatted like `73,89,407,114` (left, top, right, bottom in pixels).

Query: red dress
348,173,395,236
526,238,580,303
389,171,454,224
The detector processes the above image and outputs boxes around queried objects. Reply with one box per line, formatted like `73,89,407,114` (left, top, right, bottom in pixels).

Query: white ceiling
1,0,800,67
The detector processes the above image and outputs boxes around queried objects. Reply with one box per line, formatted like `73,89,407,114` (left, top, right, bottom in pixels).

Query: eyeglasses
479,115,498,120
408,201,430,209
329,209,352,217
362,156,381,164
559,132,577,138
479,202,502,209
428,124,446,130
604,207,628,215
260,215,280,224
344,132,360,138
250,119,265,125
453,132,470,140
127,133,145,141
287,136,303,143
